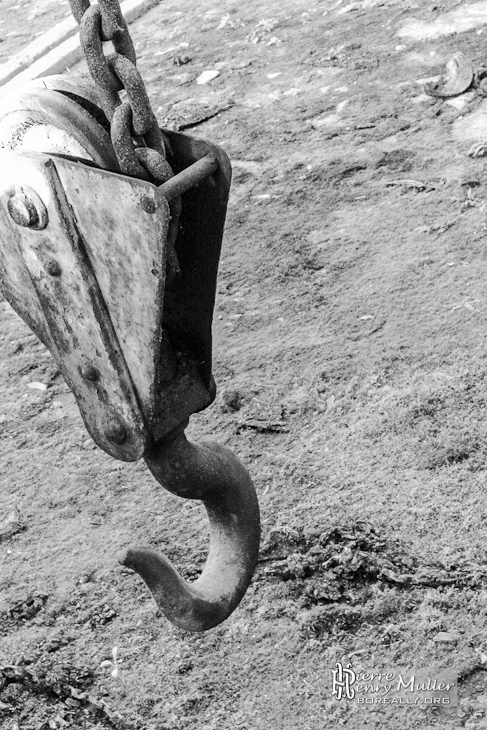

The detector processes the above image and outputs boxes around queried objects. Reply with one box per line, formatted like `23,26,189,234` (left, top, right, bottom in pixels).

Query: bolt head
105,421,127,445
81,365,100,382
141,195,156,214
7,195,39,228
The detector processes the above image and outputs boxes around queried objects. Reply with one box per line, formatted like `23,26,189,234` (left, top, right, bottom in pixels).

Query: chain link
69,0,182,278
69,0,169,181
111,102,150,179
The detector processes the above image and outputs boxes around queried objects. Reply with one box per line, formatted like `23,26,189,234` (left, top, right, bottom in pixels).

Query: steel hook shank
118,429,260,631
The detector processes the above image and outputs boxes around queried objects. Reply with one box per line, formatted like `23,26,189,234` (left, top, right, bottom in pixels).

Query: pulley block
0,76,261,632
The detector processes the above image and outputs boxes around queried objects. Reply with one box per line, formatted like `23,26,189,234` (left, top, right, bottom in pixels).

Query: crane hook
119,424,261,631
0,80,260,631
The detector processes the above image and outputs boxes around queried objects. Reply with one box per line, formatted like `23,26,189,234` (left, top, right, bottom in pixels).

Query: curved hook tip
119,436,260,632
118,545,251,632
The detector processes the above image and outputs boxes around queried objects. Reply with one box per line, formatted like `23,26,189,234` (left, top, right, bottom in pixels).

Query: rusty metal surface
0,137,228,450
72,0,167,180
80,5,122,119
111,101,150,180
108,54,159,139
0,84,233,450
0,56,260,629
0,86,119,170
0,158,50,346
158,154,218,202
0,151,151,460
28,75,103,110
121,428,261,632
52,154,213,442
159,130,232,401
54,156,170,431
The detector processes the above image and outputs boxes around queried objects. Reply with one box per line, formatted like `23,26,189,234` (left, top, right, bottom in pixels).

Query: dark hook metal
119,426,260,632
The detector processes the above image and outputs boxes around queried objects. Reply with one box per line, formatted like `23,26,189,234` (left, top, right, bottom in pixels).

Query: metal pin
7,188,48,230
140,195,156,214
7,195,39,228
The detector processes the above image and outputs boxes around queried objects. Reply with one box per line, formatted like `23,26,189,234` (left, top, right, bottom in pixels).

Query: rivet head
7,188,48,230
140,195,156,214
7,195,39,228
81,365,99,382
45,260,62,277
105,421,127,445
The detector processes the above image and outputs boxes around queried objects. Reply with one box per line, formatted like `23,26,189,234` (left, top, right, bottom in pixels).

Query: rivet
105,421,127,445
81,365,99,382
7,195,39,228
140,195,156,214
45,260,62,277
7,188,48,230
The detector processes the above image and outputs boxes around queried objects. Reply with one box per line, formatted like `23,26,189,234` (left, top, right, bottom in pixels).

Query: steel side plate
0,151,171,461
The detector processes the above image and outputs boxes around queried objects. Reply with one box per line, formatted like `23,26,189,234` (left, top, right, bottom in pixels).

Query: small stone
468,142,487,158
0,507,22,539
230,60,251,69
433,631,457,642
445,92,475,110
196,69,220,85
310,113,342,130
27,382,47,391
174,54,192,66
220,388,243,412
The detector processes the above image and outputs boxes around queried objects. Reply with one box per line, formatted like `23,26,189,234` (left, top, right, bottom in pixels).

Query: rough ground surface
4,0,487,728
0,0,70,67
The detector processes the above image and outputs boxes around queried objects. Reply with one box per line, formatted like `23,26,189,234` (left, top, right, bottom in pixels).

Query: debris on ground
236,400,288,433
159,101,234,130
195,69,220,85
247,18,280,44
433,632,458,643
217,13,237,30
7,592,48,623
26,382,47,391
424,52,475,98
468,141,487,158
384,179,429,192
173,54,191,66
220,388,244,412
0,507,23,540
260,522,487,609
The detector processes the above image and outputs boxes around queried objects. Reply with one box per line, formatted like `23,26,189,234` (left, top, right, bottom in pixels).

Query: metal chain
68,0,171,182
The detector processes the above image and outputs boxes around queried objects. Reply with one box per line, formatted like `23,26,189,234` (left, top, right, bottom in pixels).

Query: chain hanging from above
68,0,173,185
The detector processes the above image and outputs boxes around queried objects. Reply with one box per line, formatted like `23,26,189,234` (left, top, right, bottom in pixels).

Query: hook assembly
0,76,260,631
122,427,260,631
